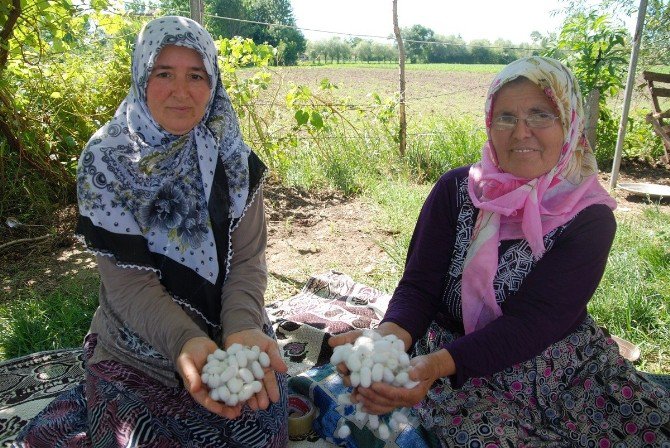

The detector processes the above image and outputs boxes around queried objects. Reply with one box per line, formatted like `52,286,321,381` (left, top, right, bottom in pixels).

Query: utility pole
392,0,406,157
189,0,204,24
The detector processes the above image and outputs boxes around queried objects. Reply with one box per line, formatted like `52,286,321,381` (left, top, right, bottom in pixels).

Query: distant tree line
303,25,548,65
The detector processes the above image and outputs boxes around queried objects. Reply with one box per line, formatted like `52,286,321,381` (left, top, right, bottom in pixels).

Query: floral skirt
414,316,670,448
13,334,288,448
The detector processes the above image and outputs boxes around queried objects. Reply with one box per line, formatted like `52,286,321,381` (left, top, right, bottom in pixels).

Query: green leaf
309,111,324,129
294,110,309,126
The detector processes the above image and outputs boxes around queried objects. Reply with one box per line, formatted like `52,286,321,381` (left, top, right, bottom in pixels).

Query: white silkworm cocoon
386,357,399,370
391,339,405,352
220,365,236,384
247,345,260,361
226,343,243,355
227,393,239,406
350,371,361,387
368,414,379,430
251,381,262,394
378,422,390,440
359,366,372,388
382,367,395,384
227,377,243,394
388,418,399,431
398,352,410,367
239,383,255,401
217,385,230,403
213,349,227,360
336,424,351,438
404,380,420,389
337,394,352,405
208,374,220,389
259,352,271,368
354,410,368,423
395,371,409,386
238,367,254,384
235,350,248,368
209,388,220,401
391,411,408,424
207,354,216,364
371,363,384,382
201,373,210,384
251,360,265,380
372,351,388,364
345,353,362,372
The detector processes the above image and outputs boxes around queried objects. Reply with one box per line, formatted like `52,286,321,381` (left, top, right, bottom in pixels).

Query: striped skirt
13,333,288,447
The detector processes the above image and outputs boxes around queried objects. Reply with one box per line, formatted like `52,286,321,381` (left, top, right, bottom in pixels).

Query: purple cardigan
381,166,616,386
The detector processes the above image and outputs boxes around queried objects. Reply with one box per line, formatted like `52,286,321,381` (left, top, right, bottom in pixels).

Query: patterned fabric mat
0,271,391,447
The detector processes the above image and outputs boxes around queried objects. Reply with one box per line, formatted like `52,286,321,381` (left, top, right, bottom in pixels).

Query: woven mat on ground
0,271,391,447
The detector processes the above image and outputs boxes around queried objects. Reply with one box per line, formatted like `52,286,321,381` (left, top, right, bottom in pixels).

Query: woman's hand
352,351,447,415
176,336,244,419
224,328,288,412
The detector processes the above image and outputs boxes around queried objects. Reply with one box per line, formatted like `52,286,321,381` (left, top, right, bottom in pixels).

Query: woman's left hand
352,351,449,415
225,328,288,412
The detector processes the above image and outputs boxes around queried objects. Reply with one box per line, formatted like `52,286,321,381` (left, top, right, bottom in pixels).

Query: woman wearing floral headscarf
330,57,669,446
16,16,288,446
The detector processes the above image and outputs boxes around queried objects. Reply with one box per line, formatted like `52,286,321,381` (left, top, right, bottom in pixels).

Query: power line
117,2,547,52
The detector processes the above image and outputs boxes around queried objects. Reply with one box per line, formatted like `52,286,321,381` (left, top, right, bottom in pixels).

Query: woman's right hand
176,336,244,419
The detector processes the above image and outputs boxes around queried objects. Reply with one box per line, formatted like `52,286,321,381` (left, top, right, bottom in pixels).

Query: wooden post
189,0,203,24
610,0,648,190
392,0,406,157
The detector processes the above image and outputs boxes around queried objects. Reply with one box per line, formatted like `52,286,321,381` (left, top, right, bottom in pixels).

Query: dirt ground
1,159,669,304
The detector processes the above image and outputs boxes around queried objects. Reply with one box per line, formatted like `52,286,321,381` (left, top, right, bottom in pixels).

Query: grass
0,276,99,359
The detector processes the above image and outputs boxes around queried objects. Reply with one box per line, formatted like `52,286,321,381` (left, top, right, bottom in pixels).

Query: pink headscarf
460,56,617,334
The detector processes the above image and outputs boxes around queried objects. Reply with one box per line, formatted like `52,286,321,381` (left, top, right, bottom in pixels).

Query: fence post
392,0,406,157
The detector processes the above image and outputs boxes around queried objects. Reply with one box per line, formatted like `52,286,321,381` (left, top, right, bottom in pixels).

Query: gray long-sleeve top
381,168,616,386
88,187,268,386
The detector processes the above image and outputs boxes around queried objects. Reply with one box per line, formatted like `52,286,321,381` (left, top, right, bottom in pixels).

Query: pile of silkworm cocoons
330,330,418,440
201,343,270,406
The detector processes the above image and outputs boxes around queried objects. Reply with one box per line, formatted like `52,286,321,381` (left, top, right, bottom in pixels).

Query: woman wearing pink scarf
331,57,669,446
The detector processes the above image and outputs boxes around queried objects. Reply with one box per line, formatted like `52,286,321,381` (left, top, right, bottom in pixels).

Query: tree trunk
584,88,600,150
392,0,406,157
0,0,21,72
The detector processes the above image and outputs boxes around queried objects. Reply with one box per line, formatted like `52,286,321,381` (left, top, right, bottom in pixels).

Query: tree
354,40,374,63
402,24,434,63
561,0,670,65
238,0,306,64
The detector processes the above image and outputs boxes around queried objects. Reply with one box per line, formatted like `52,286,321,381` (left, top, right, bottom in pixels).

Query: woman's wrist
431,348,456,378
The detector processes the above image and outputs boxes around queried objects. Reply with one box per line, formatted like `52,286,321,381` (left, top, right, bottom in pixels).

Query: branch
0,234,52,252
0,0,21,72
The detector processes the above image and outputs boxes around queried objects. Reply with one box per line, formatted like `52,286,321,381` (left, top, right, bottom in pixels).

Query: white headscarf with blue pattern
77,16,250,283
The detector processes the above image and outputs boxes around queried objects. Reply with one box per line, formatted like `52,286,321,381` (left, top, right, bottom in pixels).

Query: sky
290,0,568,44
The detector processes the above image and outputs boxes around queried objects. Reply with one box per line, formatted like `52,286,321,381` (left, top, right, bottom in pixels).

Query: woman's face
146,45,211,135
490,79,564,179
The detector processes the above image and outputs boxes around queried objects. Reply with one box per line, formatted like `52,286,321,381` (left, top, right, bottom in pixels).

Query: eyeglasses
491,112,559,131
